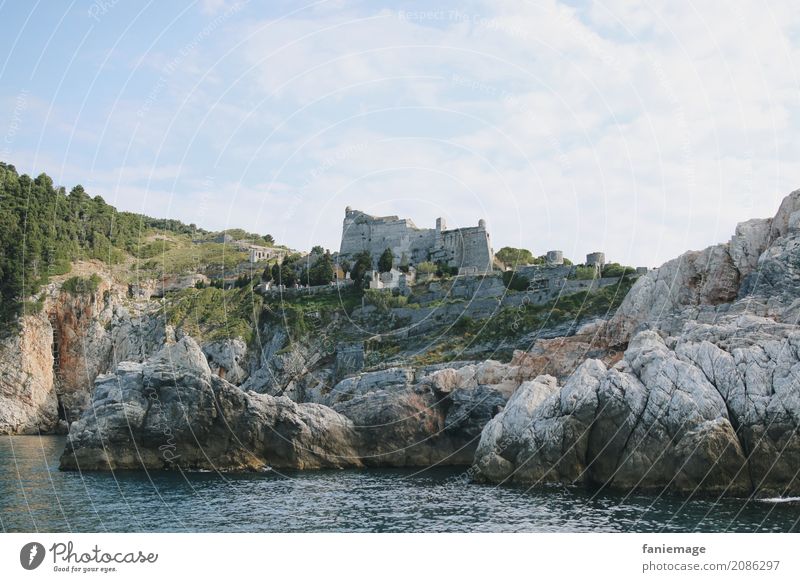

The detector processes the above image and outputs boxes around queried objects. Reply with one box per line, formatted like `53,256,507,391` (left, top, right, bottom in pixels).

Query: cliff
0,312,58,434
0,264,173,433
473,190,800,497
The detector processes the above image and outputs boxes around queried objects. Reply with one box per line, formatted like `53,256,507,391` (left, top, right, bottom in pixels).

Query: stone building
368,268,415,290
248,245,290,263
338,207,493,273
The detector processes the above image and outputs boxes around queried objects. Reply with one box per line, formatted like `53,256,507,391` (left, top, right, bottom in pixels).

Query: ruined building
337,207,493,273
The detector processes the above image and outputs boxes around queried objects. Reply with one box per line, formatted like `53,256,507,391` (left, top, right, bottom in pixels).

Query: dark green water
1,436,798,532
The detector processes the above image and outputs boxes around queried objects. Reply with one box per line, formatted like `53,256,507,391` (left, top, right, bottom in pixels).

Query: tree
349,250,373,285
502,271,530,291
378,247,394,273
0,162,205,329
263,234,275,245
495,246,534,269
307,252,334,286
261,265,272,282
272,261,297,287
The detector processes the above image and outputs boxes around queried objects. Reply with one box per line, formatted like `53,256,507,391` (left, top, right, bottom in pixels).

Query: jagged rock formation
473,190,800,497
60,337,547,471
46,274,173,423
61,337,363,471
202,338,249,384
0,267,174,434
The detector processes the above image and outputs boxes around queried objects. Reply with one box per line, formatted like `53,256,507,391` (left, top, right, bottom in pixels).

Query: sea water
2,436,798,533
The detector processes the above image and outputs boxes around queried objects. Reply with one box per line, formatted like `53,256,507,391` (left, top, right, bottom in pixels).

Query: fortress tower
338,208,493,273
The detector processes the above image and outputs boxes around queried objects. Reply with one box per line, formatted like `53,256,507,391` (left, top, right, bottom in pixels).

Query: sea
2,436,798,533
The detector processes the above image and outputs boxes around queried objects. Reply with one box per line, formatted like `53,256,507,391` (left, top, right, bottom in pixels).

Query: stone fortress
336,207,494,274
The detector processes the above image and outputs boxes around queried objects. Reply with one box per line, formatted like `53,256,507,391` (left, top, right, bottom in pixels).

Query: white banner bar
1,533,798,581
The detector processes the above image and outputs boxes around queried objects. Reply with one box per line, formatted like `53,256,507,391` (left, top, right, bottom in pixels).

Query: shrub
416,261,437,275
601,263,636,278
435,261,458,278
363,289,408,311
452,315,475,334
572,266,597,280
495,246,535,269
62,274,102,295
502,271,530,292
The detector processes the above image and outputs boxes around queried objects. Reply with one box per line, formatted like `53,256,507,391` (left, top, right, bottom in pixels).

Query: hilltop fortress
337,207,494,274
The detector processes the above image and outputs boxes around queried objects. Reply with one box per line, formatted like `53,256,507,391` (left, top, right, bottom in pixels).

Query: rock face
0,265,175,435
202,338,249,384
60,339,545,471
473,189,800,497
606,189,800,343
0,313,59,434
61,337,363,471
48,277,171,423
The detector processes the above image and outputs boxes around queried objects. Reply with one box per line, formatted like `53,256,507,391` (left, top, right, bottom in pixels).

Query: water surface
2,436,798,532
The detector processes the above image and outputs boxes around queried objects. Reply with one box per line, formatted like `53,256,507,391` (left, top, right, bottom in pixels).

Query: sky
1,0,799,267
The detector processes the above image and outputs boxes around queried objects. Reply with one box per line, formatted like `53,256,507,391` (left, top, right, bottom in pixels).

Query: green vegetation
502,271,530,292
164,285,263,344
0,162,201,326
416,261,436,275
601,263,637,278
271,257,298,287
262,287,360,339
201,228,271,244
378,247,394,273
435,261,458,277
495,246,535,269
481,276,636,340
132,238,175,259
348,250,373,287
62,274,102,295
304,251,334,286
137,241,248,278
569,262,636,280
571,265,598,280
363,289,408,311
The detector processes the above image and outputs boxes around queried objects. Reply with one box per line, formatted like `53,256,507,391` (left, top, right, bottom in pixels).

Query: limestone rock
60,337,363,471
729,218,771,277
202,338,249,384
606,244,740,342
473,333,753,495
0,314,58,434
769,188,800,241
327,367,414,405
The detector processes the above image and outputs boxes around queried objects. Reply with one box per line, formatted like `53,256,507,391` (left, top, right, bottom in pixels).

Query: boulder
60,337,363,471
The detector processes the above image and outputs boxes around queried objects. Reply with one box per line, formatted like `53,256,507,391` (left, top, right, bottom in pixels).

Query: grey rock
202,338,249,384
0,313,59,434
60,337,363,471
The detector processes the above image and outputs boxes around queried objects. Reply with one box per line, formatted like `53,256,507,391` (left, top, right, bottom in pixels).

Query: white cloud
6,0,799,268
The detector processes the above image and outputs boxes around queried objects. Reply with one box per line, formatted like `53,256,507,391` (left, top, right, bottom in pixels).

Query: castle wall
338,208,492,272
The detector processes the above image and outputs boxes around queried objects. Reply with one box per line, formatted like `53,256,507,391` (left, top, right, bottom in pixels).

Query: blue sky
1,0,798,266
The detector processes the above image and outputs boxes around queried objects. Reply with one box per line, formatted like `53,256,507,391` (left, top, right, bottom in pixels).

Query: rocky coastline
5,192,800,499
